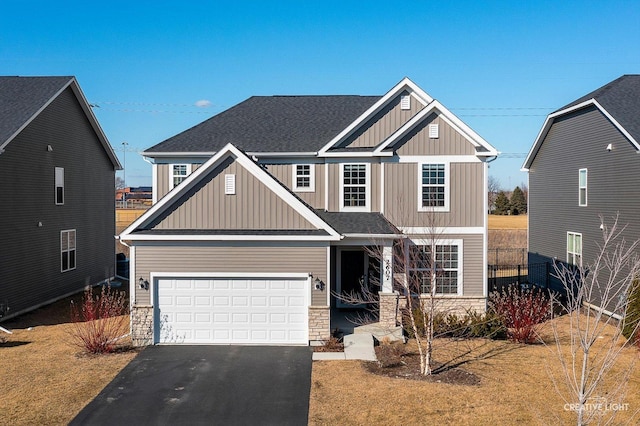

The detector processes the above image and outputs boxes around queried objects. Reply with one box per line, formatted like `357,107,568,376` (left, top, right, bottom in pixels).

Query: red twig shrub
489,284,552,344
68,285,129,354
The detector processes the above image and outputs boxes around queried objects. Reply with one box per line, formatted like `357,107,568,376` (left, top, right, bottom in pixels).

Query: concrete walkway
312,332,377,361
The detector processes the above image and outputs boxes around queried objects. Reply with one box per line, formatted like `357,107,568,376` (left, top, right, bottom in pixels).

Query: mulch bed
364,345,481,386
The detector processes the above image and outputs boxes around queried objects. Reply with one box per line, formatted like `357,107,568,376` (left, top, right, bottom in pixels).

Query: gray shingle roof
314,210,400,235
0,76,73,146
144,95,380,154
558,75,640,143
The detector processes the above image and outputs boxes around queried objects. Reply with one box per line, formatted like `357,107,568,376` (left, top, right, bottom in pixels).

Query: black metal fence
487,248,528,266
488,262,551,293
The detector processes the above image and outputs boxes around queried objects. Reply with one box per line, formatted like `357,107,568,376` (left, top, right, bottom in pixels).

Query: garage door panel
156,277,308,345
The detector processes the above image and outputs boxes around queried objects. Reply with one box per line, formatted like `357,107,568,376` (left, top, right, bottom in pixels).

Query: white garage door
155,276,309,345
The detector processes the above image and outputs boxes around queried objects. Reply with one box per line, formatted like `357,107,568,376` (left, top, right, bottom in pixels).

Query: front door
337,249,379,308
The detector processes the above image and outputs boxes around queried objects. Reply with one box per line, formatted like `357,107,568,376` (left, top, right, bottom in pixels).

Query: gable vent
428,124,439,139
225,174,236,195
400,95,411,110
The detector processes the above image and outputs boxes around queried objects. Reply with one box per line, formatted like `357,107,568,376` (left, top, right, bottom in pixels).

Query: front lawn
0,291,138,425
309,315,640,425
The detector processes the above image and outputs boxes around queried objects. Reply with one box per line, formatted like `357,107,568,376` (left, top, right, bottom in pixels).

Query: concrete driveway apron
70,345,313,426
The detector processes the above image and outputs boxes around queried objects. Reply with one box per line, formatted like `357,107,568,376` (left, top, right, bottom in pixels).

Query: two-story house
119,78,498,345
522,74,640,314
0,76,121,320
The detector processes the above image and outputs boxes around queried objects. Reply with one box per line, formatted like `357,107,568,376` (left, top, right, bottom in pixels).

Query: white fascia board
373,99,498,157
342,233,404,239
429,100,498,156
321,151,393,158
398,155,481,163
521,98,640,171
121,234,341,242
120,143,341,239
317,77,434,155
374,103,437,154
142,151,217,158
399,226,485,234
151,271,311,279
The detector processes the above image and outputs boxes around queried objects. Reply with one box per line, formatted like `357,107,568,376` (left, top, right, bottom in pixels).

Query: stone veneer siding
308,306,330,342
131,305,153,346
378,294,487,329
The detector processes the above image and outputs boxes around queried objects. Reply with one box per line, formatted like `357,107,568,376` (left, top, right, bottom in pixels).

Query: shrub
402,307,506,340
68,285,129,354
376,340,409,368
489,284,552,344
316,336,344,352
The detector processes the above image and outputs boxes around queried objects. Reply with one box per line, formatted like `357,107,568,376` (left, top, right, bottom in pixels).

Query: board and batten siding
339,91,424,149
384,162,484,227
152,158,316,230
0,87,116,318
134,244,328,306
395,112,478,156
264,163,325,209
327,161,381,212
529,106,640,273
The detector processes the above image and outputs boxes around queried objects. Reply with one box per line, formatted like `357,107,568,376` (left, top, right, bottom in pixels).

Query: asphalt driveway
70,345,313,426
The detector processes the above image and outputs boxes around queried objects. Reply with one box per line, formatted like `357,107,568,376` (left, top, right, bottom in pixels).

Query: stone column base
378,292,401,328
308,305,330,343
131,305,153,346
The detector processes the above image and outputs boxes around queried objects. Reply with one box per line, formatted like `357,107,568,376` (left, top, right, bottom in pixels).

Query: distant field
488,214,527,230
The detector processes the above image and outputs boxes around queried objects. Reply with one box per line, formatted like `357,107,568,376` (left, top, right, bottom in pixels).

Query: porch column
381,244,393,292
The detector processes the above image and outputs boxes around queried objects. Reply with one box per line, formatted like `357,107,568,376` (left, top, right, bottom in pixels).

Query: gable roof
120,143,342,241
522,75,640,170
0,76,121,168
143,95,380,155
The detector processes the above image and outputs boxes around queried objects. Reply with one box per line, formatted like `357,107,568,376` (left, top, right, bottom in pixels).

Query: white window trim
579,168,588,206
61,229,76,272
55,167,64,205
408,238,463,296
567,232,583,267
169,164,191,190
292,164,315,193
340,163,371,212
417,162,450,212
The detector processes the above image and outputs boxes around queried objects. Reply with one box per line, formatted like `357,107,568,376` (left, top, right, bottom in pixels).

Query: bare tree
115,176,126,190
488,175,501,214
549,215,640,425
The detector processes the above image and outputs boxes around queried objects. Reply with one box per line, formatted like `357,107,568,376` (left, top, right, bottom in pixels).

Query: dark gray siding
528,106,640,309
0,87,116,319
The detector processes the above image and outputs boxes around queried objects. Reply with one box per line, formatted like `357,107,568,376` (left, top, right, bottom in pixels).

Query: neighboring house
120,77,498,345
0,76,122,320
522,74,640,313
116,186,153,206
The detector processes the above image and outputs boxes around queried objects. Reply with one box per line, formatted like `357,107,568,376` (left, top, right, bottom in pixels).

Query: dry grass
309,315,640,425
488,214,528,230
0,291,139,426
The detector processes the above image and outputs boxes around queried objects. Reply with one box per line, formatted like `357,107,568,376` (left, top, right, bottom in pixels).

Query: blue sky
2,1,638,189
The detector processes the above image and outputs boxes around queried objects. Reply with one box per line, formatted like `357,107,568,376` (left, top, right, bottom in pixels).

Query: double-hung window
567,232,582,266
407,241,462,295
61,229,76,272
579,169,587,206
341,163,369,210
293,164,315,192
171,164,190,189
419,163,448,211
